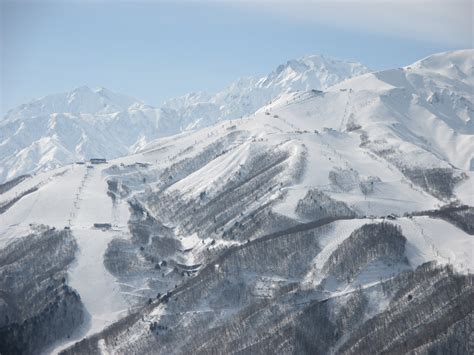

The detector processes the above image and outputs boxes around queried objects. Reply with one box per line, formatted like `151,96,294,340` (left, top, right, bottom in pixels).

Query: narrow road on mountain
164,205,471,303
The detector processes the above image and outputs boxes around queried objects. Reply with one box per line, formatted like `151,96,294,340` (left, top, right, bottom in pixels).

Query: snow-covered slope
5,86,139,119
162,54,370,130
0,86,162,182
0,55,370,183
0,50,473,354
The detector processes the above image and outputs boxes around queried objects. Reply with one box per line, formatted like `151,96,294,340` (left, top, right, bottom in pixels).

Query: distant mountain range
0,55,370,182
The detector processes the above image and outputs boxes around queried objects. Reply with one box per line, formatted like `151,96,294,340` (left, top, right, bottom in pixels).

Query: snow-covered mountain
162,54,370,129
6,86,140,119
0,50,473,354
0,87,158,183
0,55,370,183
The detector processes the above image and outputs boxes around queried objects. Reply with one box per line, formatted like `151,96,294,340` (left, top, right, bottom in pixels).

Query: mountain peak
162,54,371,130
4,86,140,122
410,49,473,84
260,54,371,92
275,54,370,75
72,85,93,93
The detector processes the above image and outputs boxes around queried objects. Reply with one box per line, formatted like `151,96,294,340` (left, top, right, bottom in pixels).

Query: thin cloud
222,0,473,47
10,0,472,47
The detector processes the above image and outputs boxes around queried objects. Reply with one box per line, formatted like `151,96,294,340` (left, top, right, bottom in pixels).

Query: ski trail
48,165,130,354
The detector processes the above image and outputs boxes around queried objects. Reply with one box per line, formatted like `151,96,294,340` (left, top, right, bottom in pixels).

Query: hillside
0,55,370,183
0,50,473,354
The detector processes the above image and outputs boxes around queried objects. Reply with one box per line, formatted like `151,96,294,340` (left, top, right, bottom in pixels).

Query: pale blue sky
1,0,472,115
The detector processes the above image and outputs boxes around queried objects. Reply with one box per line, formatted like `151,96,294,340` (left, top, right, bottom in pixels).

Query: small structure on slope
90,158,107,164
93,223,112,230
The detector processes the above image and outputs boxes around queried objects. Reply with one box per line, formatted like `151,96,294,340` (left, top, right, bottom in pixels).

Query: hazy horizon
2,0,472,115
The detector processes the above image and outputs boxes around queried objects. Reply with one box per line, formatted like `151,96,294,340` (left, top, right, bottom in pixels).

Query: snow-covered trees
322,222,407,282
0,227,84,354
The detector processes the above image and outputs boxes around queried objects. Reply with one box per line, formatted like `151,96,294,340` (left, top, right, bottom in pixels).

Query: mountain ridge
0,49,472,354
0,54,371,183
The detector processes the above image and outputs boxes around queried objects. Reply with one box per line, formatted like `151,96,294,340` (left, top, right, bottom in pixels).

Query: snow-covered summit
409,49,473,85
263,54,370,90
263,49,474,171
4,86,140,122
0,54,370,182
1,50,472,183
161,54,371,129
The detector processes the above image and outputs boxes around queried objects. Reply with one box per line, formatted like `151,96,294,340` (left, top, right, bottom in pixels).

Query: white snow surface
0,164,131,354
0,54,370,183
0,49,473,353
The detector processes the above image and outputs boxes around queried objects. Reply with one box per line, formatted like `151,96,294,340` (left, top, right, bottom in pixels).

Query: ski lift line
338,90,353,132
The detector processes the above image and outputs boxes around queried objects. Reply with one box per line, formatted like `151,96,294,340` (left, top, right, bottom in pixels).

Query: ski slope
0,163,131,354
0,49,472,354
